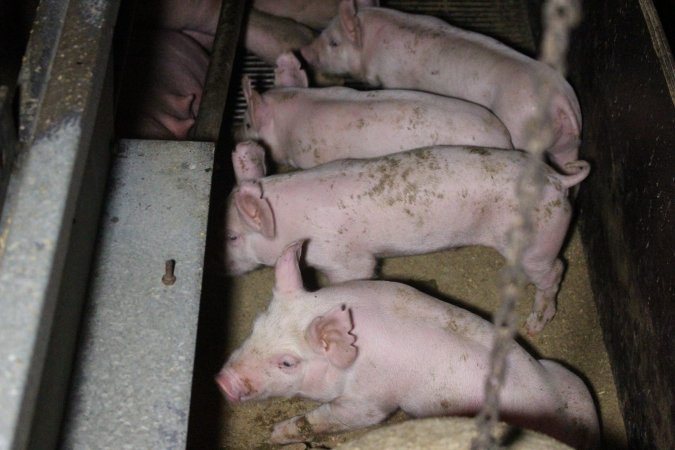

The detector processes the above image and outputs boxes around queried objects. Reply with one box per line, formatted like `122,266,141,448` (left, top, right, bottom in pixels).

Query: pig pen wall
565,1,675,449
184,1,637,449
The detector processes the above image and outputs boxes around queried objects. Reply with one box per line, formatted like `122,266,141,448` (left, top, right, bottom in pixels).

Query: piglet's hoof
270,416,314,445
525,312,550,336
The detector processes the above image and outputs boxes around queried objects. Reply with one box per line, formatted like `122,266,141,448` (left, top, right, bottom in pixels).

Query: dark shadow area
185,36,247,449
653,0,675,50
568,1,674,448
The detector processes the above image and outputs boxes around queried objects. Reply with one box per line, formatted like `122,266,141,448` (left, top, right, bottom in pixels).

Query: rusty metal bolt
162,259,176,285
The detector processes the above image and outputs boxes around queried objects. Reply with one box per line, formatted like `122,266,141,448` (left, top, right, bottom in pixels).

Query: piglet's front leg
269,401,390,444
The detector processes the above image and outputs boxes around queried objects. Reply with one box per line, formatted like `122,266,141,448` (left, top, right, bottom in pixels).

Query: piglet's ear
242,75,266,130
242,75,254,104
305,304,357,369
274,52,309,88
274,240,306,294
232,141,267,183
339,0,363,47
234,182,275,238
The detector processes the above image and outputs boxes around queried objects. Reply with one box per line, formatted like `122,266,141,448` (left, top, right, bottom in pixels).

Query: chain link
471,1,582,448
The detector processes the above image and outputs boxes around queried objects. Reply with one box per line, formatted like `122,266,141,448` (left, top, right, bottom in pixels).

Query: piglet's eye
227,232,238,241
329,38,338,47
279,357,298,369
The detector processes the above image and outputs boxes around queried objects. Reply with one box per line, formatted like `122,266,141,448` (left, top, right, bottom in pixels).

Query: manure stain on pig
551,178,565,193
398,22,444,42
242,377,257,397
480,158,507,178
362,158,399,199
445,317,470,337
351,118,366,130
406,106,426,131
540,199,562,222
403,38,417,55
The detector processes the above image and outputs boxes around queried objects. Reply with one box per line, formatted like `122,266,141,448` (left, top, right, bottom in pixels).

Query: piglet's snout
215,368,246,403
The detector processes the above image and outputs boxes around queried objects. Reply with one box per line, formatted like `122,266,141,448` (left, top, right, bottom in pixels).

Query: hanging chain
471,1,582,449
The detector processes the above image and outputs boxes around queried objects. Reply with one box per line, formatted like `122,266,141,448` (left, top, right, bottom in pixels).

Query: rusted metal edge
191,0,247,141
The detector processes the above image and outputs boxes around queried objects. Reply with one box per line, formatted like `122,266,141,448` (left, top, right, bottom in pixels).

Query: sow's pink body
237,52,512,169
301,1,582,170
225,142,589,333
216,242,600,448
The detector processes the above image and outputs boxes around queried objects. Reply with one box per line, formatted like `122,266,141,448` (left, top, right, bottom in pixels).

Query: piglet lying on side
216,242,599,448
225,142,589,333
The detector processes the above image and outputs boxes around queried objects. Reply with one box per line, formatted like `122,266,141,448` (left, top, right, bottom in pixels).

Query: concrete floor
204,225,626,449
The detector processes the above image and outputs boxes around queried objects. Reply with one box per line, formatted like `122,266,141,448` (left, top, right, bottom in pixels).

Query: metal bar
61,140,213,449
191,0,247,141
0,0,120,449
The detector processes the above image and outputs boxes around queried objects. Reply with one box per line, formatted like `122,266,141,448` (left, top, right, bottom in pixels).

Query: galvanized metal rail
0,1,121,450
61,140,213,449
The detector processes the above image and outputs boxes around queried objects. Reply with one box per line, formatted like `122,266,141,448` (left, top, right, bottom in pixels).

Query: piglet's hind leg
524,258,564,335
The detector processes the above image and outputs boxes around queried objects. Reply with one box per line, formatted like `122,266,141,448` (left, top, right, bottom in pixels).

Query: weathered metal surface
61,140,213,449
570,0,675,448
0,86,17,219
25,63,115,450
0,1,120,449
16,0,71,144
191,0,247,141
